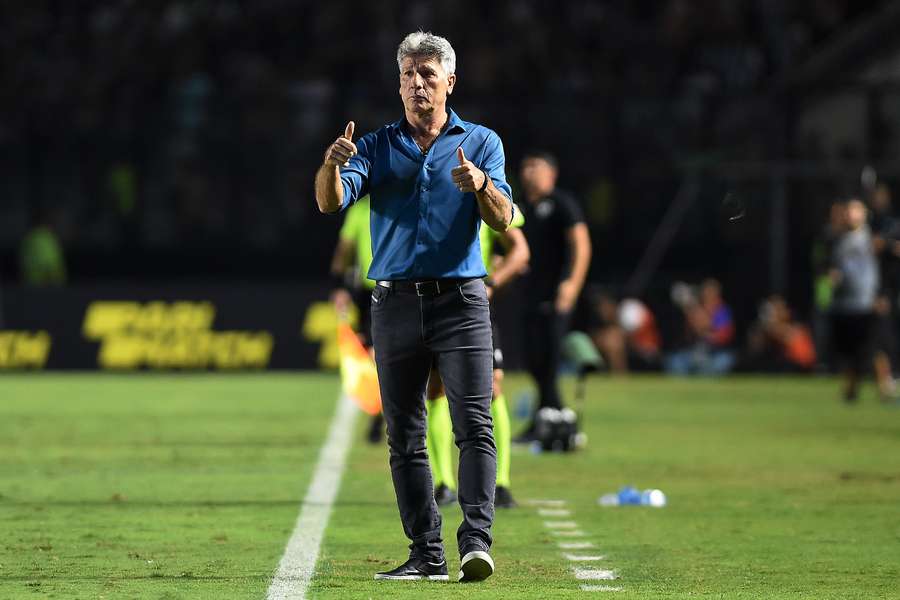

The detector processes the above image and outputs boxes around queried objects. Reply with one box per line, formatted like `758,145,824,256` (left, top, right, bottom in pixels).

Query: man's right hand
324,121,357,168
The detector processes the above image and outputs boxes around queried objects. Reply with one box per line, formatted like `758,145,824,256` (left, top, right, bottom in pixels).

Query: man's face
399,55,455,115
846,199,867,229
700,281,721,307
772,298,790,323
519,157,557,199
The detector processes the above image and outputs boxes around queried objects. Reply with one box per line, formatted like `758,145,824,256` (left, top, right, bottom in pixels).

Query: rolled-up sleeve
339,133,374,211
479,130,514,218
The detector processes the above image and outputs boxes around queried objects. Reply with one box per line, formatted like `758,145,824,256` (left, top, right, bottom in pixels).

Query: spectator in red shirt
745,295,817,372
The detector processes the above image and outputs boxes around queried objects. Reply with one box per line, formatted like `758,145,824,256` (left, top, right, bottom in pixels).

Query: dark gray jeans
370,278,496,562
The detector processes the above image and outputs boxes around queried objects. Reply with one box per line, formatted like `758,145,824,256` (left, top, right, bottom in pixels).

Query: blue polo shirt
339,108,513,280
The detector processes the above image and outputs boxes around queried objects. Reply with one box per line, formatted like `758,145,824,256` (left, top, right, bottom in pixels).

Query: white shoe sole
458,550,494,582
373,573,449,581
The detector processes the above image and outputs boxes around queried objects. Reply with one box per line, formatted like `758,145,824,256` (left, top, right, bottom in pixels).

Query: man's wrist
477,169,489,193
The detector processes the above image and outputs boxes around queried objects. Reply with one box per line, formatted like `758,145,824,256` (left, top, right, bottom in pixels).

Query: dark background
3,0,900,347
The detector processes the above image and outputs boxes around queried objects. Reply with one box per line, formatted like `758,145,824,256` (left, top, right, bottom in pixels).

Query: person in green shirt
426,204,529,508
330,196,383,442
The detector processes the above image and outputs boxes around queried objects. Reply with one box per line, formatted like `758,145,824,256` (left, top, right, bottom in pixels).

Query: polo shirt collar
393,107,467,134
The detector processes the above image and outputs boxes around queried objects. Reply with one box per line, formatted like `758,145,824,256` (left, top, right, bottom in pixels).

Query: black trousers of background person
524,302,571,413
370,278,496,562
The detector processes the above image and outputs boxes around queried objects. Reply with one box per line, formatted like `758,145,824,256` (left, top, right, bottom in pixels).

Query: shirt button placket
415,161,429,272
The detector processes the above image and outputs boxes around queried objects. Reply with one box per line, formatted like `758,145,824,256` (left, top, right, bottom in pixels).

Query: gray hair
396,30,456,75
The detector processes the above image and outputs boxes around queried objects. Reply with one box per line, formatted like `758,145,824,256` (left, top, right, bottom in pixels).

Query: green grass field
1,373,899,599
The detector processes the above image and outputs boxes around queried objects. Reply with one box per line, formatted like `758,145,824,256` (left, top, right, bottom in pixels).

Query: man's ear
447,73,457,94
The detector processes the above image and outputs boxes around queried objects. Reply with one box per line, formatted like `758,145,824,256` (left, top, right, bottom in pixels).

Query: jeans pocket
371,284,389,309
458,280,489,306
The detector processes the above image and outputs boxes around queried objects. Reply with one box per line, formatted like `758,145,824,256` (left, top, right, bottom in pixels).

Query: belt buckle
414,280,439,296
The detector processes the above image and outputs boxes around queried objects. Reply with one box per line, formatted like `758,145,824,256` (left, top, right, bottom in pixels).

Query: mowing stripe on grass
266,394,357,600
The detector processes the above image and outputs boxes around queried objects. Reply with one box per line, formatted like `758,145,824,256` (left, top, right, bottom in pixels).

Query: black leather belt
376,279,473,297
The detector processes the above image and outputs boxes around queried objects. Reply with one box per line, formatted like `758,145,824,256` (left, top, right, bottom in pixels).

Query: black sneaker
374,557,449,581
367,414,384,444
458,549,494,582
495,486,517,509
434,483,457,507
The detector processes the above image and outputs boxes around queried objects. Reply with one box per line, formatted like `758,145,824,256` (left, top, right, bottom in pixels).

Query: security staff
314,31,513,583
516,152,592,441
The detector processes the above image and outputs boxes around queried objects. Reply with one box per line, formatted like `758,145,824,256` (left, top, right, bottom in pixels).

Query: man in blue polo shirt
314,31,512,583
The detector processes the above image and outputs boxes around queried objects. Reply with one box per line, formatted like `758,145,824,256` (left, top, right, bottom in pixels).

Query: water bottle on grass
599,486,666,507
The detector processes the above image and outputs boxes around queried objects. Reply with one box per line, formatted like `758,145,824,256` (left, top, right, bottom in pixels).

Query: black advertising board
0,284,335,370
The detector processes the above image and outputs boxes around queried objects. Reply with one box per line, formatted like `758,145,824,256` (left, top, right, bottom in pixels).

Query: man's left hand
452,147,487,193
555,279,579,313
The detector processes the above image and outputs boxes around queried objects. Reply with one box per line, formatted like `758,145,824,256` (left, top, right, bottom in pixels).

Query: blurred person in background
590,294,661,373
330,195,385,443
811,201,846,370
665,279,736,376
829,198,882,402
744,295,816,372
426,204,529,509
868,184,900,400
19,209,66,286
315,31,512,582
515,151,591,442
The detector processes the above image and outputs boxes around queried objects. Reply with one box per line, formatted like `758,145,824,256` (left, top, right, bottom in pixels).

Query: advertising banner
0,284,335,370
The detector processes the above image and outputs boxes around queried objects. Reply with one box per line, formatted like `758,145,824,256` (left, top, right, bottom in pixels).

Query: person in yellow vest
330,195,384,442
426,204,529,508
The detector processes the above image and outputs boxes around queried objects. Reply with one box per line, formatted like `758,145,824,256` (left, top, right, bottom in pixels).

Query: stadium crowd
0,0,878,276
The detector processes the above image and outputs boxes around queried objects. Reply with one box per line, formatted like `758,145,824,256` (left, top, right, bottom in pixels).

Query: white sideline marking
573,568,618,580
544,520,578,529
563,554,604,561
558,541,595,549
580,585,623,592
551,530,587,537
538,508,571,517
266,394,358,600
525,499,567,507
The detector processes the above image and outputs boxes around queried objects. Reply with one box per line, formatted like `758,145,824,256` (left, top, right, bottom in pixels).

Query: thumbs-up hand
323,121,358,168
451,146,487,193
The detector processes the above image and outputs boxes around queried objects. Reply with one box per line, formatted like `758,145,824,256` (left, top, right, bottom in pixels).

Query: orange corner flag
337,322,382,415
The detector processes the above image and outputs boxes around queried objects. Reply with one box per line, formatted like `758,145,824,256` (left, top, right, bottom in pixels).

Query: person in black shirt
516,152,592,441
